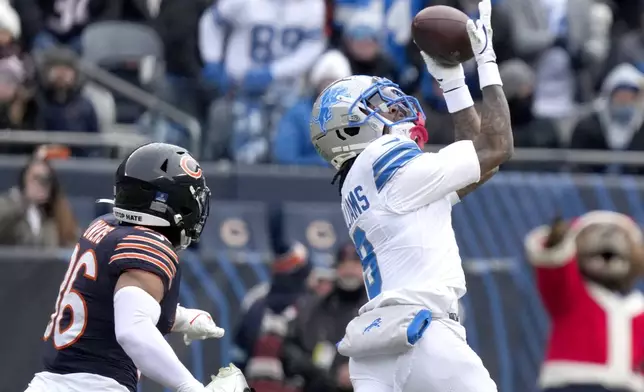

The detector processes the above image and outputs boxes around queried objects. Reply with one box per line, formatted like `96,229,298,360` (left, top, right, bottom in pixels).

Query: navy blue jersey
42,214,181,392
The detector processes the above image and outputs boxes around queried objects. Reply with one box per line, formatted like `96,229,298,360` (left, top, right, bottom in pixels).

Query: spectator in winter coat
232,241,311,392
340,20,397,82
34,48,100,156
272,50,352,166
570,63,644,174
502,59,561,149
499,59,562,171
232,208,311,392
0,156,77,247
281,243,367,392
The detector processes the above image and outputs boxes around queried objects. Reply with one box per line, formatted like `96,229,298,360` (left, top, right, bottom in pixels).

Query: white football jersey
202,0,325,81
340,134,481,315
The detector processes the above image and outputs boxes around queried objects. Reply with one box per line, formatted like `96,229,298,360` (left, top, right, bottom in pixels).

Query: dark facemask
508,94,534,125
0,43,17,59
609,103,637,125
43,84,75,104
41,63,79,104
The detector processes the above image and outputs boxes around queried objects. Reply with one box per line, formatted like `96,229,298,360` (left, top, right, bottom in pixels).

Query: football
411,5,474,66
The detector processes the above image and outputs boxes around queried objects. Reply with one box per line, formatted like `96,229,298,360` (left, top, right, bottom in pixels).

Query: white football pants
349,318,498,392
25,371,129,392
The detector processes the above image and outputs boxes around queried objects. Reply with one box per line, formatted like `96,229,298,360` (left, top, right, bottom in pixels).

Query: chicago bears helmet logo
179,155,202,179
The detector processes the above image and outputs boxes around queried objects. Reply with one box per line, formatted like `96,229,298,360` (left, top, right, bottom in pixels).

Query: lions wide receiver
310,1,512,391
25,143,253,392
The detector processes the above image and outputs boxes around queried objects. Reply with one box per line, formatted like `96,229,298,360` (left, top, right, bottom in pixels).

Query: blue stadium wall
4,159,644,392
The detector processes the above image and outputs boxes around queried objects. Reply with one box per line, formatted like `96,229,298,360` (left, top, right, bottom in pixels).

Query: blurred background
2,0,644,391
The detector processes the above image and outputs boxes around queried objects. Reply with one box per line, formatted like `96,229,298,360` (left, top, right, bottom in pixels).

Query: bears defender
310,1,512,391
25,143,253,392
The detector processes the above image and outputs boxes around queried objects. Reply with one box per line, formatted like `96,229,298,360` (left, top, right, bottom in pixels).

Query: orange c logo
179,155,202,179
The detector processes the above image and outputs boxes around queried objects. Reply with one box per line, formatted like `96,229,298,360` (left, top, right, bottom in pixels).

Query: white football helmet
204,364,253,392
310,75,426,170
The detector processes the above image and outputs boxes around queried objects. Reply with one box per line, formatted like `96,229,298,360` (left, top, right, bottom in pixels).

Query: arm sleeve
109,231,179,292
114,286,203,391
198,0,241,64
379,140,481,213
270,2,326,79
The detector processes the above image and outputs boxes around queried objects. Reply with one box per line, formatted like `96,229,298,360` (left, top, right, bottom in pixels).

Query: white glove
420,51,466,92
466,0,496,65
204,364,252,392
173,305,225,346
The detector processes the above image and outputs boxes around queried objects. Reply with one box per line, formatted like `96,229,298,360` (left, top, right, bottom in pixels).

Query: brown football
411,5,474,66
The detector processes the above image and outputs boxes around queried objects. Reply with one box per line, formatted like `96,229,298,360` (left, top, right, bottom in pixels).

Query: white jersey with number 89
340,134,481,315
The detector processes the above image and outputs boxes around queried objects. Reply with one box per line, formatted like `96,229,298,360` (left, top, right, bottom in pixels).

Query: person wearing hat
232,209,312,392
0,0,40,134
273,49,352,166
498,59,561,170
0,55,40,137
0,0,21,60
570,63,644,173
525,212,644,392
280,242,367,392
33,47,99,157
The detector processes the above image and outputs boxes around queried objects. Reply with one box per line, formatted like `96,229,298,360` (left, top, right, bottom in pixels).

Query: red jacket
526,219,644,392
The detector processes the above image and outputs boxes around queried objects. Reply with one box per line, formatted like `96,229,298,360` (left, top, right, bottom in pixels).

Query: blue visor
347,78,425,129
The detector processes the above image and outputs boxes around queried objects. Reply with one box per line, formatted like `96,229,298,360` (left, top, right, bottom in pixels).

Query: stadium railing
0,129,150,156
78,58,202,155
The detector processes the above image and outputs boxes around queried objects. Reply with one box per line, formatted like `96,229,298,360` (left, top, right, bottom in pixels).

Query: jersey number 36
43,244,98,349
352,227,382,299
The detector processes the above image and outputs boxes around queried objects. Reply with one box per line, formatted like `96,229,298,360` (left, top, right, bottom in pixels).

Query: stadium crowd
1,0,644,168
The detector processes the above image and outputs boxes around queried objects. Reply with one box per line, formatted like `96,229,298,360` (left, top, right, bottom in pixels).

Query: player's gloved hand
173,305,225,346
419,51,465,93
466,0,496,65
202,62,230,94
205,364,254,392
240,68,273,95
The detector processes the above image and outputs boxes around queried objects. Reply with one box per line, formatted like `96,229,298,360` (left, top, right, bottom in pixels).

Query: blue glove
202,62,230,93
240,68,273,95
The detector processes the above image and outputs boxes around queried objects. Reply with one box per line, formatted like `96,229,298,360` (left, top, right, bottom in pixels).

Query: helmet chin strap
389,121,428,149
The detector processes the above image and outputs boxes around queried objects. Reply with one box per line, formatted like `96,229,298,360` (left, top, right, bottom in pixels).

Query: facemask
610,104,636,125
0,44,17,59
336,275,363,291
44,85,74,104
